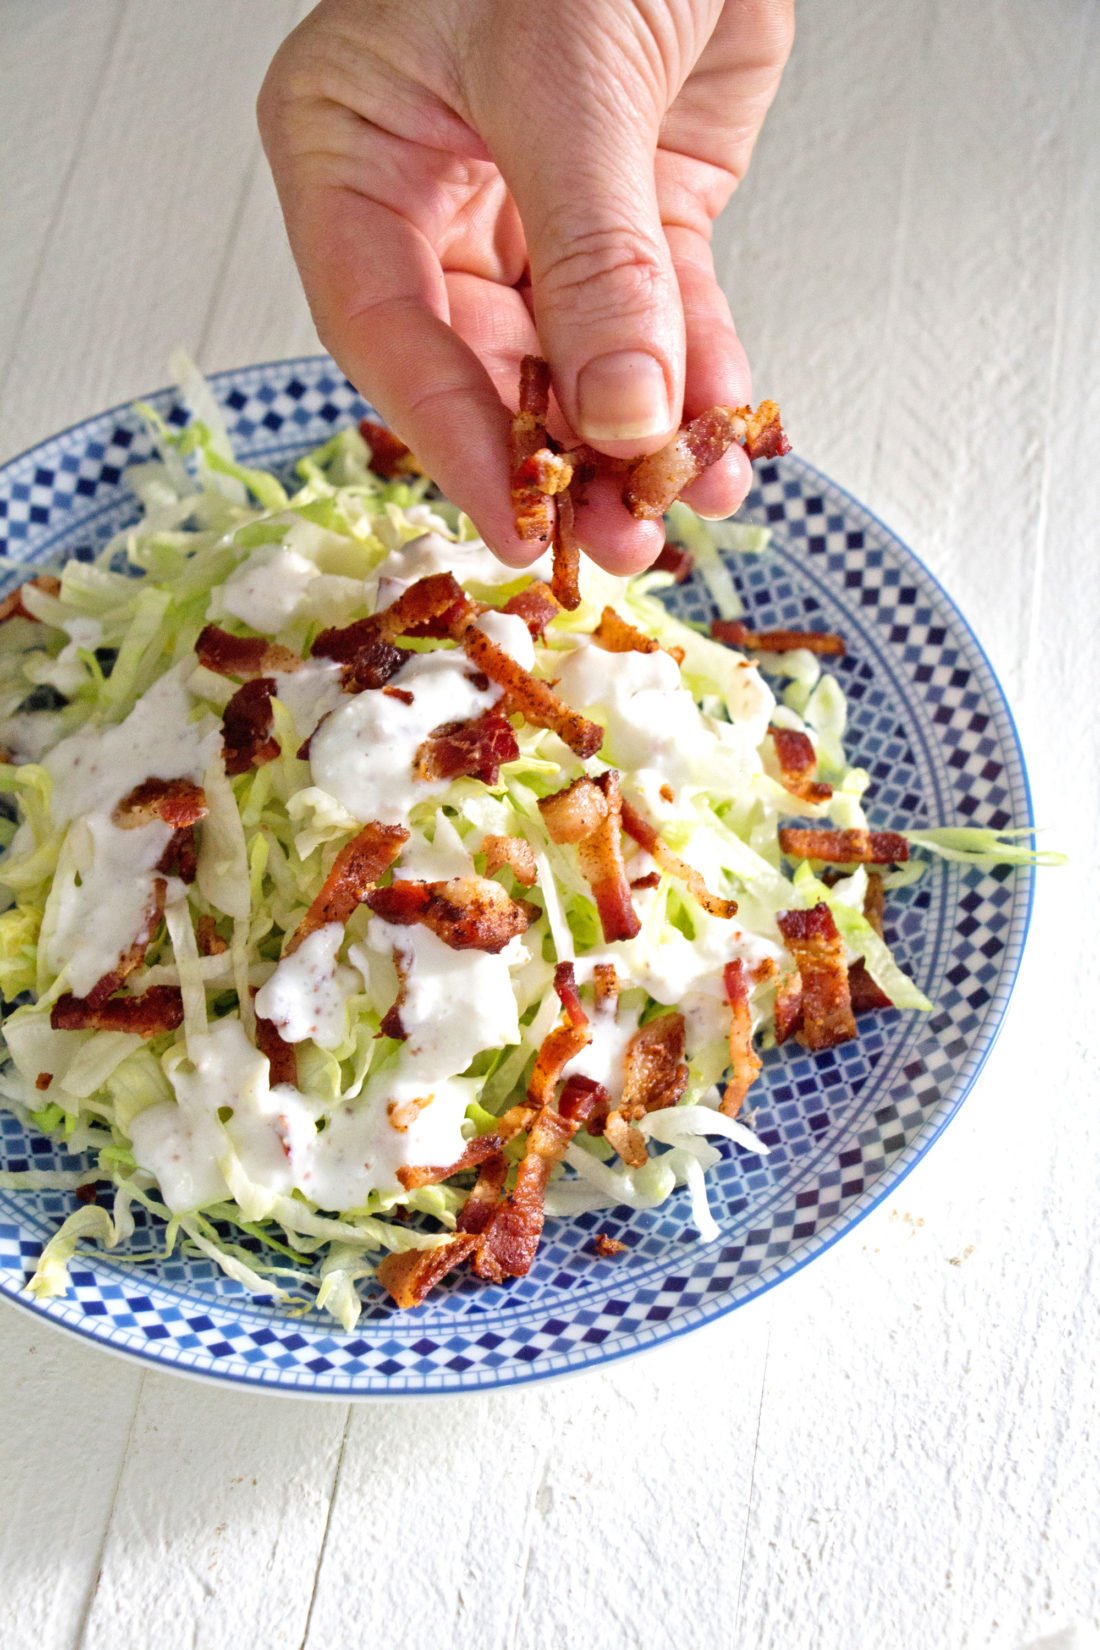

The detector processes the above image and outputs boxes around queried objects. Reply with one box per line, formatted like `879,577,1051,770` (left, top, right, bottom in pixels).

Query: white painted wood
1,1,1097,1647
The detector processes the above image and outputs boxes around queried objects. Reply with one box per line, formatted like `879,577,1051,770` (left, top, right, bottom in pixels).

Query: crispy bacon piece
460,622,603,759
620,798,738,919
630,870,660,891
776,904,857,1051
550,481,582,611
653,542,694,582
312,573,471,688
510,356,554,543
713,619,846,658
196,624,300,679
623,401,790,521
0,574,61,624
481,833,537,887
539,773,640,943
112,777,208,830
558,1073,611,1132
366,875,534,954
455,1151,510,1235
287,821,408,954
51,985,184,1037
721,960,762,1117
592,606,661,655
619,1013,688,1121
157,825,198,884
604,1109,648,1168
500,581,560,638
377,1233,482,1309
413,708,519,785
594,1233,627,1258
472,1107,577,1282
255,1010,297,1087
768,726,833,806
85,875,168,1007
779,827,909,865
397,1133,505,1192
35,1072,53,1092
221,677,280,776
526,962,591,1109
358,417,423,479
196,914,227,956
847,872,893,1013
774,971,803,1046
311,621,409,692
592,961,619,1015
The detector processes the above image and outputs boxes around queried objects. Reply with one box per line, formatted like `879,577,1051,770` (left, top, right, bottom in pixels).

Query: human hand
259,0,793,573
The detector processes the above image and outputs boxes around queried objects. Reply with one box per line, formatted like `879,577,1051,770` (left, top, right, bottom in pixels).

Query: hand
259,0,793,573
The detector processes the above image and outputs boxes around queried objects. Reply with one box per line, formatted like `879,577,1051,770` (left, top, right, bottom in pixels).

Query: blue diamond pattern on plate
0,358,1034,1396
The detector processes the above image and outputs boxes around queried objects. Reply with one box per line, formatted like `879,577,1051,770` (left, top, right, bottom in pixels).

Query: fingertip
679,445,753,519
570,475,666,578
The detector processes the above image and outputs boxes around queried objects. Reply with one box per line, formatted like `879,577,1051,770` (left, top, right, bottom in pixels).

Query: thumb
488,70,684,455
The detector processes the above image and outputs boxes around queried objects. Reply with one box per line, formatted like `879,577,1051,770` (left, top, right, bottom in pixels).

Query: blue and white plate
0,358,1033,1396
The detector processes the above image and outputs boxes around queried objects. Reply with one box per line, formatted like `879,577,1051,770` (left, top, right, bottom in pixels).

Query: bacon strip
51,985,184,1037
455,1151,510,1235
112,777,208,830
221,678,280,776
366,875,535,954
779,827,909,866
593,961,619,1015
619,1013,687,1121
397,1133,505,1192
414,708,519,785
776,904,857,1051
358,417,423,479
652,542,694,583
592,606,661,656
550,481,582,611
255,1010,297,1087
376,1233,482,1309
538,773,640,943
196,624,300,679
527,962,591,1109
481,834,537,887
472,1107,577,1282
768,726,833,806
623,401,790,521
713,619,846,658
460,622,603,759
310,624,409,693
848,872,893,1012
721,960,762,1117
500,581,560,638
558,1073,611,1132
312,573,472,689
510,356,555,543
0,574,61,624
774,970,803,1046
85,876,168,1008
620,798,738,918
286,821,408,954
157,825,198,884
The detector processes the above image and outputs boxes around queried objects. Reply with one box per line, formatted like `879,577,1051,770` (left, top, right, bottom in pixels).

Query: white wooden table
2,4,1097,1647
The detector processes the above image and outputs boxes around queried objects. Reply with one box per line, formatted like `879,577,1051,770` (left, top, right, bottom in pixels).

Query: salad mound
0,361,1025,1326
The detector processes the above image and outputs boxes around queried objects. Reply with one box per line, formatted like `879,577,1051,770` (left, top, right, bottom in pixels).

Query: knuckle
538,222,669,321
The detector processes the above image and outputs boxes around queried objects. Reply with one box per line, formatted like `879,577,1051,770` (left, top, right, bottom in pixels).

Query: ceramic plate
0,358,1033,1395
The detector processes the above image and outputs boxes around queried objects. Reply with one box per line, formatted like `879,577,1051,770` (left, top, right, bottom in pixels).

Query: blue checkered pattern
0,358,1034,1395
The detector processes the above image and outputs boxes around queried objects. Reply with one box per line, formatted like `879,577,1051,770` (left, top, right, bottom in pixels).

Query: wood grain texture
0,1,1097,1647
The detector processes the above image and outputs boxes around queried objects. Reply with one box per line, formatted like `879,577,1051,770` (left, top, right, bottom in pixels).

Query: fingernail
576,351,672,442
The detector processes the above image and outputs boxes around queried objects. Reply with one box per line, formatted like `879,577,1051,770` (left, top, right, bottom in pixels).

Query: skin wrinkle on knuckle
535,223,671,321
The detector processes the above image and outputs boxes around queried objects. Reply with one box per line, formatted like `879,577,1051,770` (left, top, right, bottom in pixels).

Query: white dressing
374,530,552,601
254,923,359,1050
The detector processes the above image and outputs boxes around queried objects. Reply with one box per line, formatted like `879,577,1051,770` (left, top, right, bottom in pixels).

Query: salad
0,360,1047,1325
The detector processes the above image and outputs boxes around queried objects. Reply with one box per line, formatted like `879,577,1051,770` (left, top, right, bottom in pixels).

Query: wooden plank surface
0,3,1096,1647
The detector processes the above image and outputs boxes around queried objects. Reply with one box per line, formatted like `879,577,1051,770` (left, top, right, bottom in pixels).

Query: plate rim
0,355,1036,1397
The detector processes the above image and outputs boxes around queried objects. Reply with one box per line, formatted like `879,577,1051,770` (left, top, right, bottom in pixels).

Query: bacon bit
413,708,519,785
85,876,168,1007
619,1013,688,1121
848,873,893,1013
460,622,603,759
594,1233,627,1258
768,725,833,805
196,624,301,679
34,1072,52,1092
777,904,857,1051
311,620,410,692
604,1109,647,1167
196,914,227,956
113,776,208,831
495,1103,538,1142
456,1151,510,1234
378,946,408,1041
51,986,184,1037
621,798,738,919
752,956,778,984
659,784,674,804
389,1094,433,1134
358,417,423,479
313,574,472,687
286,821,408,954
382,685,414,706
74,1182,99,1206
510,356,554,543
366,875,534,954
774,971,803,1045
397,1133,505,1191
472,1108,577,1282
653,542,694,583
593,962,619,1015
713,619,846,658
254,1010,297,1087
862,869,885,936
527,962,591,1109
550,481,582,611
623,401,790,521
592,606,661,655
630,870,660,890
221,677,280,776
481,834,537,887
558,1073,611,1132
538,773,640,942
500,581,560,638
157,826,198,884
0,574,61,624
377,1232,482,1309
721,960,762,1118
779,827,909,865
